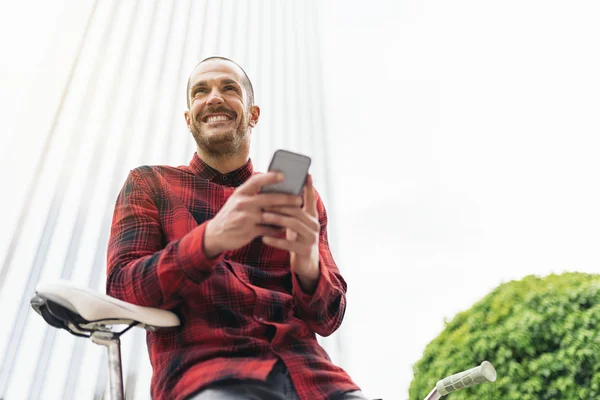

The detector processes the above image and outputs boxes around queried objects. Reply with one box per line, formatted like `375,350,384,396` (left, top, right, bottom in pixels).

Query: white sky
1,1,600,399
322,1,600,398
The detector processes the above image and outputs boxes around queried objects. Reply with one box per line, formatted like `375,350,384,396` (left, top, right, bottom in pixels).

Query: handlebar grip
435,361,497,396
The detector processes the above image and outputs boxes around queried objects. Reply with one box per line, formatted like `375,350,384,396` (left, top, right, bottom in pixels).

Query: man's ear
248,105,260,127
184,109,191,130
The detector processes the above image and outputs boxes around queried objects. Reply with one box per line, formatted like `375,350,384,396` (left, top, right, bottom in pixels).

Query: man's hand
203,172,302,258
261,174,320,293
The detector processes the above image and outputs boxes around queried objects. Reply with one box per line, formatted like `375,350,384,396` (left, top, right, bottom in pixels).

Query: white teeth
206,115,231,123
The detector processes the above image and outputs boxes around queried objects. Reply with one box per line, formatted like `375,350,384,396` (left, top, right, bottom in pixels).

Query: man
106,57,366,400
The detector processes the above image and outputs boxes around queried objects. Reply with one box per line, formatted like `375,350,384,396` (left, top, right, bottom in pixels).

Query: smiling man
184,59,256,170
106,57,366,400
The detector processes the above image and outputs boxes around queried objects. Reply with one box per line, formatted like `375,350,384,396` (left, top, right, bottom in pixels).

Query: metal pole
425,388,442,400
91,332,124,400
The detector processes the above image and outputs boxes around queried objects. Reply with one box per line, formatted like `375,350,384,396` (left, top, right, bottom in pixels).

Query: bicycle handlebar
435,361,497,396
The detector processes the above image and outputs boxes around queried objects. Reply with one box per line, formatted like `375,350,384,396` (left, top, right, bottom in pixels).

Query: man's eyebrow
190,81,207,93
190,79,240,93
221,78,240,86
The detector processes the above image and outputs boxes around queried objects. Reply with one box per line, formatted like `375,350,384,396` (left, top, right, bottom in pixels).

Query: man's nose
206,89,224,106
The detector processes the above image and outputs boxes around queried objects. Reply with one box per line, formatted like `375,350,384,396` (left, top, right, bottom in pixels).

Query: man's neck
196,146,250,174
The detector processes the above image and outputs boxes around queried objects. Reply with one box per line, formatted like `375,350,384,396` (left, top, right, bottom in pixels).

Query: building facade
0,0,342,398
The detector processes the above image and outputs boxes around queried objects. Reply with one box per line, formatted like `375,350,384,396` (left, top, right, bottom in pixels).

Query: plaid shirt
106,153,360,400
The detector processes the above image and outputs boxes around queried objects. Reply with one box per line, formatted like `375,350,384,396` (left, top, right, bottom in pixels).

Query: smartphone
261,149,311,195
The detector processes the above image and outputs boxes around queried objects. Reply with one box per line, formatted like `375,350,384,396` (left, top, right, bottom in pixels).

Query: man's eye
224,86,237,91
194,89,207,96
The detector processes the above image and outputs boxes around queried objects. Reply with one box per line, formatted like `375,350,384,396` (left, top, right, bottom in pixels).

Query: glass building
0,1,342,398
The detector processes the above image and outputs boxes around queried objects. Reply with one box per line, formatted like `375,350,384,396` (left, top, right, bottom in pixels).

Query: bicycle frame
425,388,441,400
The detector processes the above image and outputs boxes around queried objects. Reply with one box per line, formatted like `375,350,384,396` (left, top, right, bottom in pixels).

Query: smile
203,114,234,123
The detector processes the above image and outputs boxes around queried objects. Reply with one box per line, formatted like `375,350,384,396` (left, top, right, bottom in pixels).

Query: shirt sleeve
106,168,223,309
291,191,347,337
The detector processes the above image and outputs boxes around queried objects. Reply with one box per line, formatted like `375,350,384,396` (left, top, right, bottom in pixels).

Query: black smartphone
261,149,312,195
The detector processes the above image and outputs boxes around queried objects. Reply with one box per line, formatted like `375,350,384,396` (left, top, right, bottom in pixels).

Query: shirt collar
188,152,254,187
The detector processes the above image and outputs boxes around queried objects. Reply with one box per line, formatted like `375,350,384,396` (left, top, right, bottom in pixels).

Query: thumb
237,171,284,195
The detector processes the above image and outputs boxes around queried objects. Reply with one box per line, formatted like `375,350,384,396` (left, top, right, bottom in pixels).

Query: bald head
186,56,254,109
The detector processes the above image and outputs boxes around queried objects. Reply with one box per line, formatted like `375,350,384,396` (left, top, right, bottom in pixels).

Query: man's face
184,59,258,157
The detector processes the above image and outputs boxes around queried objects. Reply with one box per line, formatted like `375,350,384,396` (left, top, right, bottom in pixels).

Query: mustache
197,106,237,122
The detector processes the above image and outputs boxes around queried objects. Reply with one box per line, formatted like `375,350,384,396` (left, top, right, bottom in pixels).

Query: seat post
91,331,125,400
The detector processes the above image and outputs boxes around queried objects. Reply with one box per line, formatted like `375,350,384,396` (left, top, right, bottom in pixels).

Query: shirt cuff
176,221,224,283
292,256,332,309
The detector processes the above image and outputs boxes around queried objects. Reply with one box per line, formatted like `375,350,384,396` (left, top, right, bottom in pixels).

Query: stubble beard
190,114,250,159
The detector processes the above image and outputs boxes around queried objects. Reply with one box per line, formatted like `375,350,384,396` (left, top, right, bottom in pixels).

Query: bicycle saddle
31,280,180,337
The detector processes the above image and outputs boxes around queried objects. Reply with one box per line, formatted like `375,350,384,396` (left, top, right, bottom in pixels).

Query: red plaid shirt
106,153,360,400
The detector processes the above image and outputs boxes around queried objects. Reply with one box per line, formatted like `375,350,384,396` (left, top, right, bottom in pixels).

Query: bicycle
31,281,497,400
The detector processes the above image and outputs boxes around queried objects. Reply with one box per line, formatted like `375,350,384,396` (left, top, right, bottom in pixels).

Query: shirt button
258,317,264,322
222,175,228,181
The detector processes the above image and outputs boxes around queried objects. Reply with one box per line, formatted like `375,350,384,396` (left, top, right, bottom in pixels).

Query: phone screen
261,150,311,195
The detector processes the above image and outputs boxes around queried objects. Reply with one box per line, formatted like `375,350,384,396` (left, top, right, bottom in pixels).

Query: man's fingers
261,212,316,240
286,229,298,241
254,193,302,209
237,172,284,195
261,209,320,235
255,224,286,238
262,204,301,212
303,174,317,216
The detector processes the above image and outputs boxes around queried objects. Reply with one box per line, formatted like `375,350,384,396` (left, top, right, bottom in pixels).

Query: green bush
408,272,600,400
